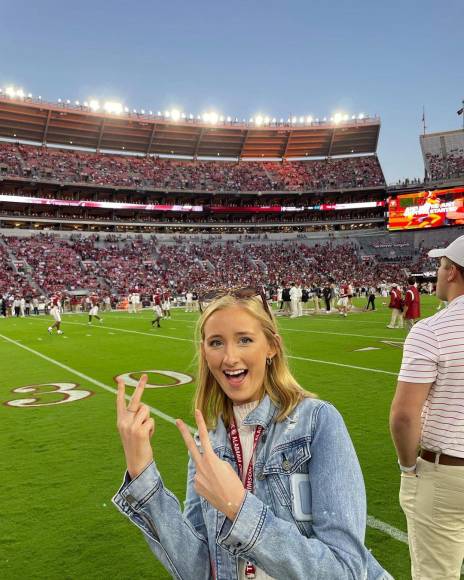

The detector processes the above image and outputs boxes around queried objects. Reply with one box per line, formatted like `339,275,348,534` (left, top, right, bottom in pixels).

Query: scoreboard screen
388,186,464,230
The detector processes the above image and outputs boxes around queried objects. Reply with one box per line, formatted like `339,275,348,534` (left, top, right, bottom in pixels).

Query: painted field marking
0,330,406,555
0,332,194,433
355,347,381,352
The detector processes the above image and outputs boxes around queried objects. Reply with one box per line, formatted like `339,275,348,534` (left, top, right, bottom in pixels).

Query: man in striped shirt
390,234,464,580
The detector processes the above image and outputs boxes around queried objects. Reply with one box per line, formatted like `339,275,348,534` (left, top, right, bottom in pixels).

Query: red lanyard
228,418,264,579
229,419,263,491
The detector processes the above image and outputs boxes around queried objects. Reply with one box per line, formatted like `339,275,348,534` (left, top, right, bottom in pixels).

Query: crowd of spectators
2,234,409,299
0,142,385,192
426,150,464,181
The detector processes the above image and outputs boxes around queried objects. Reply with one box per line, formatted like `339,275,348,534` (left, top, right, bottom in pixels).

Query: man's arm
390,380,433,470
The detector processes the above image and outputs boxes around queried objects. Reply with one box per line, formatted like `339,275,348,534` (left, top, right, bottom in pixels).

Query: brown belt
420,449,464,466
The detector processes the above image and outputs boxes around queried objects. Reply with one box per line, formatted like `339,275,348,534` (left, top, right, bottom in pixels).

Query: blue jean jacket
112,396,392,579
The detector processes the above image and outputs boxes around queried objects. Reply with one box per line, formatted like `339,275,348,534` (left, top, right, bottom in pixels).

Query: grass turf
0,296,443,579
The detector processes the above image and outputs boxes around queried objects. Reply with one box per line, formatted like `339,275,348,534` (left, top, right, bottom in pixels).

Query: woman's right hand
116,374,155,479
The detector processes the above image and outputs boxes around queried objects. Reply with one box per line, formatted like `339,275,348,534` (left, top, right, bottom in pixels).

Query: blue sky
1,0,462,183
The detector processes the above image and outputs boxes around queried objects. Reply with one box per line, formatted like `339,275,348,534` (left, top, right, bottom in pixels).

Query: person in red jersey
88,294,103,325
402,277,421,334
387,284,403,329
162,288,171,319
151,290,163,328
336,281,349,317
47,293,63,334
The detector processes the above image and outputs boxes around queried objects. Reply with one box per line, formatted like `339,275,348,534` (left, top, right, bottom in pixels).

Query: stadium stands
425,151,464,181
1,234,405,298
0,142,385,192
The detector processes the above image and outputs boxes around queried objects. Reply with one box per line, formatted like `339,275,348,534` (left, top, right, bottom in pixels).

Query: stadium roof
0,97,381,159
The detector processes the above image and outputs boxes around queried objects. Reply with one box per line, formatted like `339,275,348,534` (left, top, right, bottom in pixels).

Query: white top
398,294,464,458
233,400,275,580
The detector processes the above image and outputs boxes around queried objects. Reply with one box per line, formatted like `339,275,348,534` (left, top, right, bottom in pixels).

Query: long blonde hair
194,294,316,429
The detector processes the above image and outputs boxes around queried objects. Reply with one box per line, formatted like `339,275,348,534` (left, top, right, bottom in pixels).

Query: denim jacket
112,396,392,579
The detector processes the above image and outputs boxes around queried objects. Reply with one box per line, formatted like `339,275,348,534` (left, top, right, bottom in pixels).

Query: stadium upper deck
0,94,380,159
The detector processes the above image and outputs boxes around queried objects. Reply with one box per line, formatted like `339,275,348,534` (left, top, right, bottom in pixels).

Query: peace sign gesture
176,410,246,521
117,374,155,479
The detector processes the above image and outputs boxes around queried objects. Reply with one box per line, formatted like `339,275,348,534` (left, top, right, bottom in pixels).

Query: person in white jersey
390,234,464,580
113,288,390,580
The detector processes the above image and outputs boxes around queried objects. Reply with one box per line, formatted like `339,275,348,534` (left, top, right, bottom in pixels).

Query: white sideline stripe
289,355,397,376
59,320,398,377
0,332,195,433
0,331,407,557
366,516,408,544
278,326,405,342
64,320,194,342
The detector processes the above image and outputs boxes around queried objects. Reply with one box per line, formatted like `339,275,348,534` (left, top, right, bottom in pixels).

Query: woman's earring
266,357,273,366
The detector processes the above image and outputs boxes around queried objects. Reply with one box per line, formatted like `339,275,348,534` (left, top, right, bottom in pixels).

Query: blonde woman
113,288,390,579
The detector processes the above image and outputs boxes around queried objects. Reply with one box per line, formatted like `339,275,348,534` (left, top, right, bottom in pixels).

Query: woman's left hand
176,409,246,520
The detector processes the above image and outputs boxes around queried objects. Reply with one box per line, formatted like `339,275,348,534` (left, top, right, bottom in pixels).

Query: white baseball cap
428,234,464,267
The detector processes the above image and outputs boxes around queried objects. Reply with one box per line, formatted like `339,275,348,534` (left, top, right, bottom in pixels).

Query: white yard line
0,330,405,556
278,326,405,342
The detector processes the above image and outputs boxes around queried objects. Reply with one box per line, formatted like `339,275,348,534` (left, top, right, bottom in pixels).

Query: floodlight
28,93,32,98
89,99,100,111
66,99,71,104
75,100,80,105
219,115,224,122
58,98,62,103
299,116,304,123
132,109,137,113
125,107,130,112
264,116,270,124
272,118,277,123
358,113,364,119
209,112,218,124
322,117,327,122
104,101,123,114
189,113,194,119
343,114,349,121
164,110,171,117
157,111,162,116
255,115,263,126
306,116,313,123
280,118,284,123
38,96,42,100
333,113,342,123
170,109,180,121
202,113,210,122
351,115,356,119
181,113,186,119
292,117,297,124
149,111,153,115
5,86,15,97
141,109,145,114
16,89,25,99
226,116,231,122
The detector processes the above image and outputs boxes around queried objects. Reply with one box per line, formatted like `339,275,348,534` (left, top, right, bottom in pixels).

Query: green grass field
0,297,444,579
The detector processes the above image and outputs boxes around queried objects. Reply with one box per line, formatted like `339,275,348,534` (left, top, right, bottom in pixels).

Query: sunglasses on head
199,286,272,319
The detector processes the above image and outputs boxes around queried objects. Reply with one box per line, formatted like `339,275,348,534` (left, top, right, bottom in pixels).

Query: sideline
0,330,405,553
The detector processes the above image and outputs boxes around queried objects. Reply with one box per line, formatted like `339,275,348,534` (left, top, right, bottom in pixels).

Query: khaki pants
388,308,403,328
400,457,464,579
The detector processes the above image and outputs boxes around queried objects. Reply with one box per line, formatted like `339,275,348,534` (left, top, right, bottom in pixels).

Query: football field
0,297,443,579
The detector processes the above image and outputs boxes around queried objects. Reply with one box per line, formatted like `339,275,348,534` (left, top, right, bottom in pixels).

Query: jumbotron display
388,186,464,230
